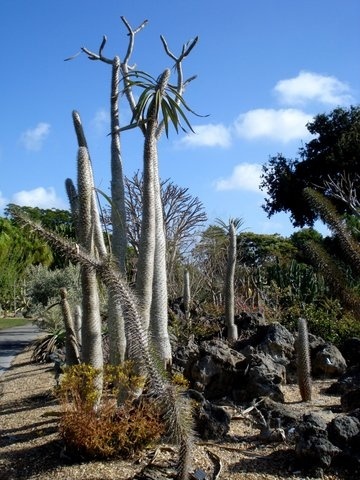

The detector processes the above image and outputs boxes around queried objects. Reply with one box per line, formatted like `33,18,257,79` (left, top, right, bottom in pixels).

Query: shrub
279,298,360,346
26,263,81,309
58,363,164,459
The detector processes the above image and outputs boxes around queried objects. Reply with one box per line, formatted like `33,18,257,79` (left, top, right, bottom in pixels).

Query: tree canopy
261,106,360,227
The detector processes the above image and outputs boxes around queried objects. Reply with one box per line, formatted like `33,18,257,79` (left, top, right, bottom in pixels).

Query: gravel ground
0,346,357,480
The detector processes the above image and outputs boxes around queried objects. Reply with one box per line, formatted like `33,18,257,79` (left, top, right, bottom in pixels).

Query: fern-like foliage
303,187,360,317
304,188,360,274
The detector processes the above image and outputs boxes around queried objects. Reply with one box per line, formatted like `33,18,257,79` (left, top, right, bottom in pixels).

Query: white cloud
20,122,50,151
234,108,313,143
91,109,110,135
179,124,231,148
274,71,353,106
11,187,67,209
215,163,262,192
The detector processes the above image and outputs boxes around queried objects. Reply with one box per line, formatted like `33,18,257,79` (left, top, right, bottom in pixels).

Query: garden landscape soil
0,346,356,480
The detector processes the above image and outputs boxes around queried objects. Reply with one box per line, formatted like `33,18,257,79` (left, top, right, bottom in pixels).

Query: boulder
172,336,200,378
187,390,230,440
190,339,245,399
312,342,347,378
327,414,360,449
257,322,295,363
341,388,360,413
327,365,360,396
233,353,285,403
295,413,341,471
258,397,302,429
340,337,360,367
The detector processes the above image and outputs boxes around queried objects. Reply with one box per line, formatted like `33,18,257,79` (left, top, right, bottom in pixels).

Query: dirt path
0,347,355,480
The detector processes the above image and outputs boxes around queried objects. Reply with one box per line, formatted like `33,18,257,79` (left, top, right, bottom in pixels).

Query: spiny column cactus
10,208,194,480
297,317,312,402
183,269,191,322
73,304,82,346
59,287,80,366
217,218,244,342
66,145,104,398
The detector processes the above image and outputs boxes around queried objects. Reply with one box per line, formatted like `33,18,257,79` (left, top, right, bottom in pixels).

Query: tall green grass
0,318,32,330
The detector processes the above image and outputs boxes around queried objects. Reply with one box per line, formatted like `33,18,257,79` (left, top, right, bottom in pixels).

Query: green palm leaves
119,69,204,137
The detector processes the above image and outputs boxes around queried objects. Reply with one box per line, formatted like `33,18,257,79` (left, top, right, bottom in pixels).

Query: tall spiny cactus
217,218,244,341
79,20,199,367
108,56,127,364
59,287,80,366
73,304,82,346
75,145,104,396
142,68,172,365
297,317,312,402
183,269,191,321
10,208,194,480
303,187,360,317
70,110,127,366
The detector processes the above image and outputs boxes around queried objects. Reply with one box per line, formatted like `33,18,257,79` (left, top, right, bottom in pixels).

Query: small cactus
297,317,312,402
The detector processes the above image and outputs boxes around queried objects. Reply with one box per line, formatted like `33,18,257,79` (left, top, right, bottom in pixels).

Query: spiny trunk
77,146,103,396
135,118,157,329
60,287,80,366
297,317,312,402
225,221,238,341
150,163,172,365
108,56,127,364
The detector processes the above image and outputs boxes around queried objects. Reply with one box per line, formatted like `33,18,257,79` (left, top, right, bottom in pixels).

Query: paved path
0,323,42,377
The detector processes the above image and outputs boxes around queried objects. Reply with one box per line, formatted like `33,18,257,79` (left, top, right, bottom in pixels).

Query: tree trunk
135,120,157,329
60,287,80,366
77,146,104,396
225,221,238,341
108,56,127,364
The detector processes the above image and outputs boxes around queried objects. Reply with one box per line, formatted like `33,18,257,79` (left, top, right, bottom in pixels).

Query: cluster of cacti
11,207,194,479
11,17,200,480
297,317,312,402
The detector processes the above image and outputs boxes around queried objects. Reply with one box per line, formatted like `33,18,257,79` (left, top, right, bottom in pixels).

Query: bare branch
80,45,113,64
121,16,148,63
120,17,148,115
324,173,360,218
98,35,107,57
156,36,198,138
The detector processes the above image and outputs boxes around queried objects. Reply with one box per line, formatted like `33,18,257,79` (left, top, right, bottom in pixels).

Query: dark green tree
261,106,360,227
5,205,75,268
0,216,53,313
238,232,296,267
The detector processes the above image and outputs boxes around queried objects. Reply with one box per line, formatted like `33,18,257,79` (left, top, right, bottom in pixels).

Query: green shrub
279,298,360,346
26,264,81,309
58,363,164,459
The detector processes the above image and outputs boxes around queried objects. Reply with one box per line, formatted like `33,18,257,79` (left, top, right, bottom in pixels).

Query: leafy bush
279,298,360,346
26,264,81,309
58,363,164,459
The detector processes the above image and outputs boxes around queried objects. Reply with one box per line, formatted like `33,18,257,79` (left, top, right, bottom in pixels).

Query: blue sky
1,0,359,236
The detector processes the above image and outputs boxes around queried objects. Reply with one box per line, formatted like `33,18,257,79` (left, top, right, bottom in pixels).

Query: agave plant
31,328,65,363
